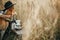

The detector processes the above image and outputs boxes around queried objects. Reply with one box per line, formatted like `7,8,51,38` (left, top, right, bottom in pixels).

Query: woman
0,1,17,40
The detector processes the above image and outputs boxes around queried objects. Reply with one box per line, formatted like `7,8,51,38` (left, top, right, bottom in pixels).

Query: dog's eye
16,25,19,26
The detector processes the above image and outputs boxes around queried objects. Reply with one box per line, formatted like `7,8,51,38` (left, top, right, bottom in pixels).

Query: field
0,0,60,40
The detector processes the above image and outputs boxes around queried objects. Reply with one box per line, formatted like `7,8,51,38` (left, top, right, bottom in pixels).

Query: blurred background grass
0,0,60,40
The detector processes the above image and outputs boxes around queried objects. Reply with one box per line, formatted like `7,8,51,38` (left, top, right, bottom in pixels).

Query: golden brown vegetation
0,0,60,40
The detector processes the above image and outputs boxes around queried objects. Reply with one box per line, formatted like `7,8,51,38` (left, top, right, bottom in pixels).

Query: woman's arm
0,15,12,18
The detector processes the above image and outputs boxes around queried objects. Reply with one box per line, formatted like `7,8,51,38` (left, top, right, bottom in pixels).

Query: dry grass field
0,0,60,40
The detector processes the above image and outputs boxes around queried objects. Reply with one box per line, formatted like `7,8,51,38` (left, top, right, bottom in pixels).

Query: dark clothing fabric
0,30,2,40
2,21,17,40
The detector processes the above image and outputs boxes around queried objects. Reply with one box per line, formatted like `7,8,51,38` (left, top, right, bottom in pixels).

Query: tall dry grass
12,0,59,40
0,0,60,40
19,0,59,40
